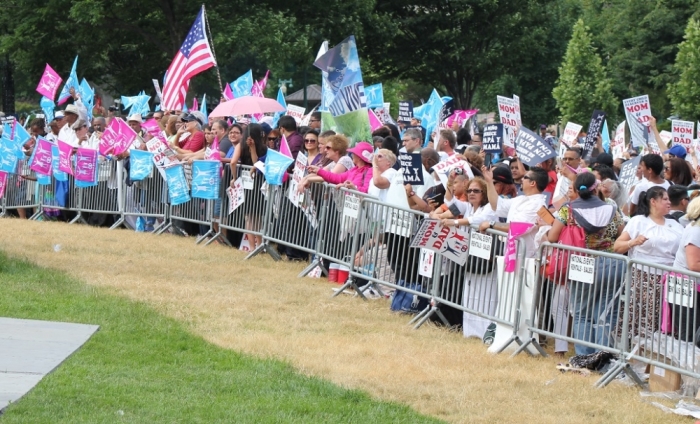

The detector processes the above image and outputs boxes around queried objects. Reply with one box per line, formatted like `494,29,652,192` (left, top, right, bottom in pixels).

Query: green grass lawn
0,253,442,423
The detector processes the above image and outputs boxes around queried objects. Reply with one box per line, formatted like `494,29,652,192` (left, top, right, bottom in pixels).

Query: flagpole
202,4,224,98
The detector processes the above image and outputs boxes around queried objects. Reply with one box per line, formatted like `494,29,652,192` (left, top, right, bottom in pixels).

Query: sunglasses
466,189,482,194
267,137,277,141
522,175,532,181
304,139,317,143
562,157,577,162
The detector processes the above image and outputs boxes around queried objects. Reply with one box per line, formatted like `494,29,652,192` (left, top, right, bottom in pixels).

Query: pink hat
347,141,374,164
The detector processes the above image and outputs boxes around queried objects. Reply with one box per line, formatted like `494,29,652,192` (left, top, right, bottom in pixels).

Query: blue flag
191,160,220,199
40,96,55,123
264,150,294,185
272,88,287,128
129,150,154,181
121,94,151,117
199,94,208,124
421,89,447,147
14,122,31,146
231,70,254,98
602,119,611,153
314,36,365,117
57,56,79,105
79,78,94,121
165,164,191,205
51,145,68,182
365,83,384,108
0,132,20,173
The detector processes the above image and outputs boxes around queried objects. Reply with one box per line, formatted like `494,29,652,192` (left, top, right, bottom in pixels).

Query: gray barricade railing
2,160,40,219
118,162,168,232
514,242,643,387
71,159,120,226
342,197,428,302
622,259,700,389
163,163,214,243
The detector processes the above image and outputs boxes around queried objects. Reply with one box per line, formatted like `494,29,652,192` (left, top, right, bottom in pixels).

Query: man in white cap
45,112,64,143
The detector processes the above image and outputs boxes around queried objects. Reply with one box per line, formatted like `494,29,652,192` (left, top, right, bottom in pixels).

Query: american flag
161,7,216,111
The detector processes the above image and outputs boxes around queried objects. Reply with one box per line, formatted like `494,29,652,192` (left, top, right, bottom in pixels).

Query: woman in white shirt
614,186,683,339
368,149,397,202
439,177,498,339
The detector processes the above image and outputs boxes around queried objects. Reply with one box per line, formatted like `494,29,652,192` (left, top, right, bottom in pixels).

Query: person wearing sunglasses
302,129,323,165
266,129,280,150
368,148,397,202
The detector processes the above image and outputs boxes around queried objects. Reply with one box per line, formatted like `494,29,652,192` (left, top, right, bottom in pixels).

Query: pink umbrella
209,97,285,118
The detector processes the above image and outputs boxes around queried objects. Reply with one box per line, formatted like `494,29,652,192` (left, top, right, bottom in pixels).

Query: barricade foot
196,229,215,245
412,305,449,329
408,305,431,326
204,231,231,247
245,242,281,261
69,213,85,225
298,258,326,278
29,209,43,220
155,221,172,235
109,216,125,230
331,278,365,299
510,338,548,358
594,361,643,389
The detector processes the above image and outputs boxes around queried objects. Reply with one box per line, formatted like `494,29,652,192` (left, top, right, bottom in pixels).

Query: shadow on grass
0,253,442,424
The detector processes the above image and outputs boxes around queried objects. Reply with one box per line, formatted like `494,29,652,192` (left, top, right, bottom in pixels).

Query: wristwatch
454,219,459,227
489,221,496,229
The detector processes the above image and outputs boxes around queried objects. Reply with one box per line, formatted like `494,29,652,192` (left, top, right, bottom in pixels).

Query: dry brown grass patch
0,218,679,423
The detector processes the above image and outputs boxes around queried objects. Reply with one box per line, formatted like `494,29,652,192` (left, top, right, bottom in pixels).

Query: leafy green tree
552,19,618,125
668,18,700,121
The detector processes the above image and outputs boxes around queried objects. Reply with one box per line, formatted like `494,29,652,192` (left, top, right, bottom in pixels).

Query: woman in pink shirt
307,141,373,193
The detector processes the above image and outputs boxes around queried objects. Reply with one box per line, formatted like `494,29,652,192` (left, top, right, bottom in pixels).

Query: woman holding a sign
547,172,625,355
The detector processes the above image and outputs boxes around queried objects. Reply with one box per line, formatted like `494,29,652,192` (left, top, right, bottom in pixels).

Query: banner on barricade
672,120,694,151
418,248,435,277
288,152,307,206
561,122,583,147
0,170,6,199
264,149,294,185
57,140,74,175
482,123,504,153
51,145,68,182
623,95,652,147
582,110,606,158
75,148,97,183
568,254,595,284
410,219,470,265
514,127,557,167
504,222,533,272
100,118,137,156
227,178,245,214
612,121,626,159
29,137,53,175
129,149,154,181
191,160,220,200
469,231,493,260
618,155,642,193
146,136,179,179
398,152,423,185
398,100,413,123
165,164,190,205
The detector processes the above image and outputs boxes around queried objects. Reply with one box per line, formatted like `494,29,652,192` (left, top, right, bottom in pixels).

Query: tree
552,19,618,126
362,0,558,110
668,18,700,122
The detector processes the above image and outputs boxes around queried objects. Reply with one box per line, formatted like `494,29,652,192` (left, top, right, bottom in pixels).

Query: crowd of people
4,90,700,359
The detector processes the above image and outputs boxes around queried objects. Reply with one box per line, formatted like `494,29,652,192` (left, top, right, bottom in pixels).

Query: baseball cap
664,145,687,159
492,164,514,185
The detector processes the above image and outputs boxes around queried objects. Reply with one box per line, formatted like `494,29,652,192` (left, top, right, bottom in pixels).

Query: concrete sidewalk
0,317,99,412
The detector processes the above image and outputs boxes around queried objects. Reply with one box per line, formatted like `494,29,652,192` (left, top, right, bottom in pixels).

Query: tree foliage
552,19,618,126
668,18,700,122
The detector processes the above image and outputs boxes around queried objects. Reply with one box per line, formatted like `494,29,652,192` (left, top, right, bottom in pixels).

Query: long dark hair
240,123,267,166
667,157,693,186
636,186,667,217
575,172,603,201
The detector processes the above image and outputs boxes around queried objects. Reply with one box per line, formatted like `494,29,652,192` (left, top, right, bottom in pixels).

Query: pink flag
504,222,534,272
29,137,54,175
36,64,63,101
0,171,7,200
141,118,162,137
99,118,137,156
368,109,384,131
279,134,293,159
223,84,234,101
75,148,97,182
192,97,199,111
57,140,74,175
446,109,479,128
206,136,221,161
252,70,270,98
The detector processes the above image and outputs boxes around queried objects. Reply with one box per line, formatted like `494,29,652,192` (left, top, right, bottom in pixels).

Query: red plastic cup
328,263,339,283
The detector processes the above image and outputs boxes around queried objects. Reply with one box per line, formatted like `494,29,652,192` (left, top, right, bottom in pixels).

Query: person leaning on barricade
436,177,495,230
614,186,683,341
296,134,353,192
316,130,336,168
671,196,700,342
307,141,373,193
170,113,205,159
368,149,397,202
546,172,625,356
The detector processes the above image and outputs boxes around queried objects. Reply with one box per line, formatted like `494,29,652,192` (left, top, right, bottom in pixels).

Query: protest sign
74,148,97,183
623,95,652,147
446,109,478,128
409,219,470,265
433,155,474,189
191,160,221,200
146,136,179,179
582,110,606,158
469,232,493,260
398,101,413,123
504,222,533,272
165,164,190,206
612,121,626,159
398,152,424,185
438,99,455,127
672,120,694,151
141,118,162,137
481,123,504,153
129,149,154,181
285,104,306,124
513,126,557,167
618,155,642,194
561,122,582,147
100,118,137,156
264,149,294,185
0,171,6,199
57,140,74,175
29,137,53,175
602,120,611,153
497,95,521,147
36,64,62,101
152,79,163,102
418,249,435,278
288,152,308,206
644,125,662,155
227,178,245,214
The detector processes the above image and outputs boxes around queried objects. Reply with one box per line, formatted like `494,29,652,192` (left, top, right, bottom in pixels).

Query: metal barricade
2,160,40,219
343,198,428,302
618,259,700,390
32,173,80,222
118,162,168,232
162,163,214,243
514,242,641,387
71,159,121,226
